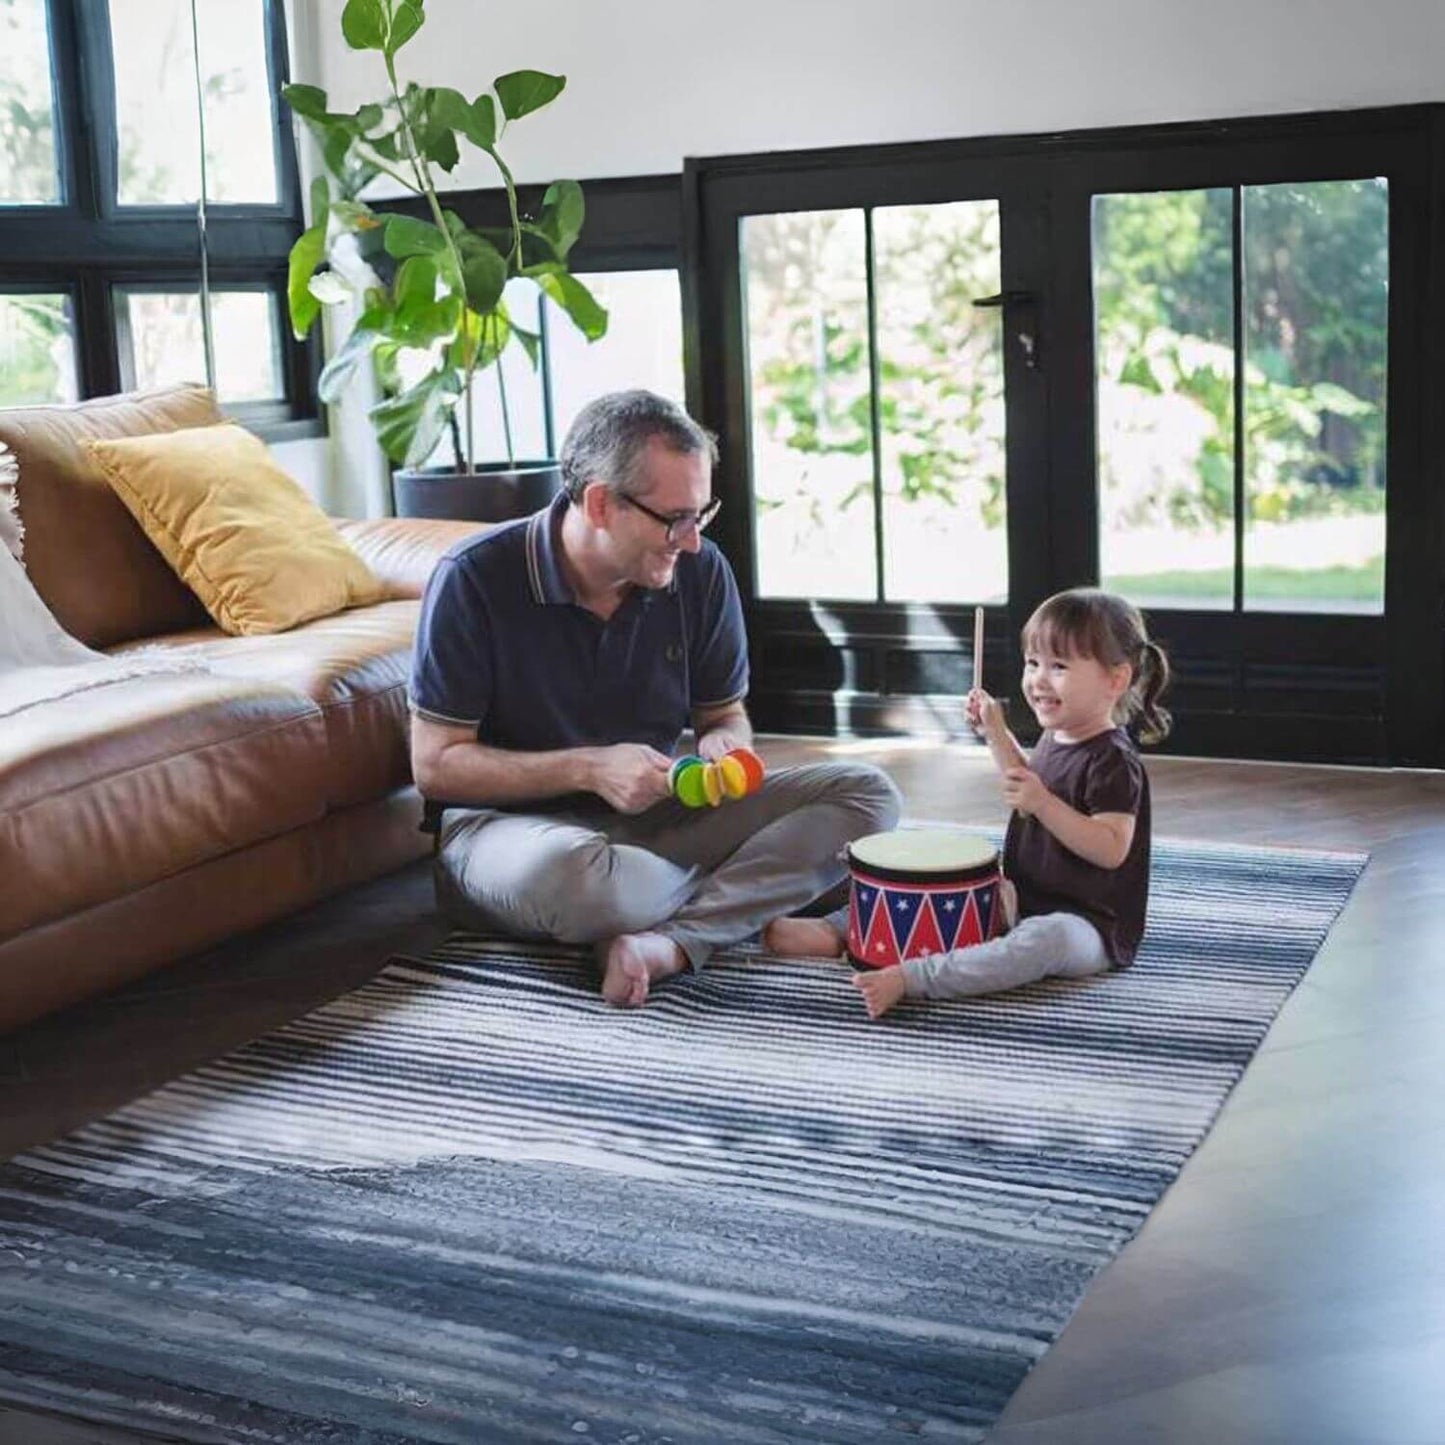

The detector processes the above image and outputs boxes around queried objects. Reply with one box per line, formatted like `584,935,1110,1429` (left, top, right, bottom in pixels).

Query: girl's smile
1023,648,1131,743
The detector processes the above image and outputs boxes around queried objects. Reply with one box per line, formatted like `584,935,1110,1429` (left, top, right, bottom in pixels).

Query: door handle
972,291,1041,370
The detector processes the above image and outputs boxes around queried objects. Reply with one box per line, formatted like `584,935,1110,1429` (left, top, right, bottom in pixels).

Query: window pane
0,0,60,204
744,210,875,601
1243,180,1387,615
1094,189,1235,610
0,293,77,404
873,201,1007,604
546,270,684,444
111,0,277,205
117,288,283,403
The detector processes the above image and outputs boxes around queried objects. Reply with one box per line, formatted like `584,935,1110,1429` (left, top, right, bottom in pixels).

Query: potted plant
281,0,607,520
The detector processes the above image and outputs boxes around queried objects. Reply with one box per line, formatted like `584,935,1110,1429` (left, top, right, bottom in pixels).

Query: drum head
849,828,997,874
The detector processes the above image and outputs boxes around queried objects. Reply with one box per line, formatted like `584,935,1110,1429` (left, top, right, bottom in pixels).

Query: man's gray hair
559,390,718,502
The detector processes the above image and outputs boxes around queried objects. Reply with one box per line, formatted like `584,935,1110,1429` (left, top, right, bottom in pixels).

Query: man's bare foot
600,933,687,1008
762,916,846,959
852,966,908,1020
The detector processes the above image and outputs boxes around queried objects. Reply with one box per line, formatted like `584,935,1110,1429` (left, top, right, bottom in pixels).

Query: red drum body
845,829,1003,969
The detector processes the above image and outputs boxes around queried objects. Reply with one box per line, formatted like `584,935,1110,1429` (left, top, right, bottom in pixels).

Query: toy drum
845,829,1003,969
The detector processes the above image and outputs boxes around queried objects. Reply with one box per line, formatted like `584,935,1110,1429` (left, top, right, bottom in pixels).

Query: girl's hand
851,966,907,1020
966,687,1005,741
1002,766,1049,817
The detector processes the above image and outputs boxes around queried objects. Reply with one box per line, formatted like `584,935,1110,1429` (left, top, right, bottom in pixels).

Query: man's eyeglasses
617,492,723,545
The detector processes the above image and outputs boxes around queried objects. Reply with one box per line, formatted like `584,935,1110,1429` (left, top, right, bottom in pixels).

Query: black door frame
684,104,1445,765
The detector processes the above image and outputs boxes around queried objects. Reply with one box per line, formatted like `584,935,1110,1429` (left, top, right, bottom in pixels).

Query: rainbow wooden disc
669,755,703,793
702,762,724,806
730,747,765,792
671,759,709,808
716,754,749,799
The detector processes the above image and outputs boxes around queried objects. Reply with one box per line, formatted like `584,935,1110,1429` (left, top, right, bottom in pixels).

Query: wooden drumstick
972,606,984,694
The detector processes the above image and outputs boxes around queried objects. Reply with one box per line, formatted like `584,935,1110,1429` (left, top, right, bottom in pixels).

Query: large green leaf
448,306,510,372
307,270,351,306
317,325,380,404
393,255,438,312
456,232,507,313
352,102,385,134
384,213,448,260
371,370,461,466
429,87,496,150
322,124,355,180
400,297,461,347
537,271,607,341
510,320,541,368
371,340,402,396
282,83,328,120
494,69,565,121
422,125,460,172
341,0,387,50
470,95,497,149
535,180,584,256
331,199,380,230
286,224,328,339
387,0,424,55
308,175,330,225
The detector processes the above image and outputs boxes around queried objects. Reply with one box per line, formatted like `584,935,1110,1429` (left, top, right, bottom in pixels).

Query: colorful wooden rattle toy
669,748,765,808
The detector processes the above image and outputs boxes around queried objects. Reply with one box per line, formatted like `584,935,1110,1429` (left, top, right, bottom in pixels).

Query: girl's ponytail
1133,640,1172,744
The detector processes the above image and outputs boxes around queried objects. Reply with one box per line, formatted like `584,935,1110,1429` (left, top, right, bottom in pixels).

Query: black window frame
0,0,320,440
684,104,1445,768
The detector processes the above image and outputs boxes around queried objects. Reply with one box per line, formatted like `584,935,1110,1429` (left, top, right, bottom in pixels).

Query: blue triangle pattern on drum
975,882,998,938
847,881,878,956
930,890,972,951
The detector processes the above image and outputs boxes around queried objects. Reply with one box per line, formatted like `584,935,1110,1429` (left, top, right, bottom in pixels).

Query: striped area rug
0,838,1363,1443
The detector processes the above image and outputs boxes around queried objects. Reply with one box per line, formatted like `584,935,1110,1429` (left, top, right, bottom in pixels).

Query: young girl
765,588,1171,1020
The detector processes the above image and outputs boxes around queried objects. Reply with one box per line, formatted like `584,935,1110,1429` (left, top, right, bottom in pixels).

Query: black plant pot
392,461,562,523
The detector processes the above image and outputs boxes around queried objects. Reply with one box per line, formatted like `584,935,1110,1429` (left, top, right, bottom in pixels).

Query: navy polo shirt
409,493,748,759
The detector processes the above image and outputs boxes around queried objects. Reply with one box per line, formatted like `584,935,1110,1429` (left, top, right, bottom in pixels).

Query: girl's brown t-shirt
1003,726,1151,966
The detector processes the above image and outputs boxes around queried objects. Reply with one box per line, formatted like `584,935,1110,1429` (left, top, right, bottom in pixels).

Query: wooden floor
3,738,1444,1444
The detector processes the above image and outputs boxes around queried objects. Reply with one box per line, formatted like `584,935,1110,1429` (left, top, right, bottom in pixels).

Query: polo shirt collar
526,493,575,605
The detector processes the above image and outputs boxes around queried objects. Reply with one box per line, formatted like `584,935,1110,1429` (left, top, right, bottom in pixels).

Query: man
409,390,900,1007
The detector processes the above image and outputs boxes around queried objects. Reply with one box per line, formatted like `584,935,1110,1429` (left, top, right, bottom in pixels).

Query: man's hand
587,744,673,814
696,730,748,762
1002,765,1050,817
965,687,1007,743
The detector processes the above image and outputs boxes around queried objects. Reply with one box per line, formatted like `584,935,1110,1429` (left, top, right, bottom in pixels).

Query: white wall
306,0,1445,186
295,0,1445,513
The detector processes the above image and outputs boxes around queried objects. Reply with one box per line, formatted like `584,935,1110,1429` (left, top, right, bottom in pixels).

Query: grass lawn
1105,556,1384,610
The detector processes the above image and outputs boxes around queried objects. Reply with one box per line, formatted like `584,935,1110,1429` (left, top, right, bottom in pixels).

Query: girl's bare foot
762,916,846,959
852,966,908,1020
599,933,686,1007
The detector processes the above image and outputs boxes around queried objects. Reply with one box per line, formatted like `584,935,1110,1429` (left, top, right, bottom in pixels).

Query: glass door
690,109,1438,763
1094,181,1388,617
741,201,1008,608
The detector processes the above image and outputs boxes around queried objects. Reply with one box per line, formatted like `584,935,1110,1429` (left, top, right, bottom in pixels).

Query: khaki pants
435,762,902,971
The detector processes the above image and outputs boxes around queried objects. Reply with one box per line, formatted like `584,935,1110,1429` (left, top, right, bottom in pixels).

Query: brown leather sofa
0,385,481,1033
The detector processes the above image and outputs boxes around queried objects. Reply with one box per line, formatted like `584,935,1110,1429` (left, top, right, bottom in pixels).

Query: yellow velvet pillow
85,423,386,636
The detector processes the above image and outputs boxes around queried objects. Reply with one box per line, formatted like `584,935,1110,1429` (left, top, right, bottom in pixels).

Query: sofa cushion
0,672,329,942
86,424,388,636
334,518,488,599
119,599,422,809
0,386,220,648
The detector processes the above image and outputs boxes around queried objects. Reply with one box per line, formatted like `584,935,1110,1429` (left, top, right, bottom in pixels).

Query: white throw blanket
0,442,205,722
